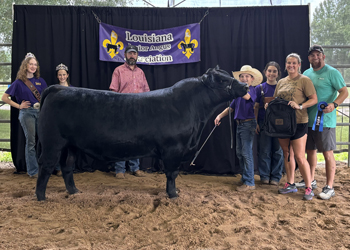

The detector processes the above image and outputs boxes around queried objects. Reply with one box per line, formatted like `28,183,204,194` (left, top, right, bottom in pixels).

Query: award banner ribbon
312,101,328,132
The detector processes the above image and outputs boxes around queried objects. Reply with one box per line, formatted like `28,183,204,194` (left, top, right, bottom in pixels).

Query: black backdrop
11,5,309,174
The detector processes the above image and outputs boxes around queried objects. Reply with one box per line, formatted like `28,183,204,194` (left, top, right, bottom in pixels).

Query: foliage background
311,0,350,83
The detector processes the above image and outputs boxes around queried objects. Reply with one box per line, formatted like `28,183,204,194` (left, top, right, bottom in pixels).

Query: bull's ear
215,65,220,70
202,72,217,89
205,68,212,74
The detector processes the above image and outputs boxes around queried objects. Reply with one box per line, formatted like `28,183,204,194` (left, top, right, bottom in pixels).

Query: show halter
190,125,217,166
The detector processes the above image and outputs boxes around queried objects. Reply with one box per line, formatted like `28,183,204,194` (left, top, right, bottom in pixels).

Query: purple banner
99,22,200,65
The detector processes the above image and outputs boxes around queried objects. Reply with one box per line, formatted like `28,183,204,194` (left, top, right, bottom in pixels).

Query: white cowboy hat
232,65,263,86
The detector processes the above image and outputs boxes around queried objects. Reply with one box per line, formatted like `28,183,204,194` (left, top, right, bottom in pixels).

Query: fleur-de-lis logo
103,31,124,59
177,29,198,59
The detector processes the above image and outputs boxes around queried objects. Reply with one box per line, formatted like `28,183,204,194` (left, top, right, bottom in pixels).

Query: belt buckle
33,102,40,109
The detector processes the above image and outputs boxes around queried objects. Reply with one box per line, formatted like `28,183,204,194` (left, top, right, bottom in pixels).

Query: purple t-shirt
255,82,277,121
230,85,257,120
6,77,48,106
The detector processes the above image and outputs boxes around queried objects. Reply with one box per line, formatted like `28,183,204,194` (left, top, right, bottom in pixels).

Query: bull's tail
37,85,65,163
36,138,42,165
40,85,65,109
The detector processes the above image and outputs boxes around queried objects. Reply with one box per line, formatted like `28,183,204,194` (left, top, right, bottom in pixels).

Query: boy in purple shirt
215,65,262,191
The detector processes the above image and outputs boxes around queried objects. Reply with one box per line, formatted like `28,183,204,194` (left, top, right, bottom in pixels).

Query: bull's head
202,65,248,99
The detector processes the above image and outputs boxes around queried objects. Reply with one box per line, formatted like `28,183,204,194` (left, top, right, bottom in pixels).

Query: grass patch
0,84,11,149
317,152,348,163
0,109,10,150
336,111,349,151
0,151,12,162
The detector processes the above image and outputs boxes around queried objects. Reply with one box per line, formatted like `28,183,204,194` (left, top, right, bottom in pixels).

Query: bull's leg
164,166,180,199
36,163,56,201
36,150,60,201
61,147,79,195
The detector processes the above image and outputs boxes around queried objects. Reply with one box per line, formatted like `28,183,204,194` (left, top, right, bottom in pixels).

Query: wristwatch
299,104,303,110
333,102,338,108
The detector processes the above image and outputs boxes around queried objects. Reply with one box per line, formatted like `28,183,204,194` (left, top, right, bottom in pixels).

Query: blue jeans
236,119,256,186
18,108,39,176
115,159,140,174
258,120,284,182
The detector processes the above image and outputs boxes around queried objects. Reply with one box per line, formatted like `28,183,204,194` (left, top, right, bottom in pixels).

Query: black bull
35,66,248,201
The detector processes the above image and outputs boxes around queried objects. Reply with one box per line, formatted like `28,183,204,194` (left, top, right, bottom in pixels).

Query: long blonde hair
16,56,40,82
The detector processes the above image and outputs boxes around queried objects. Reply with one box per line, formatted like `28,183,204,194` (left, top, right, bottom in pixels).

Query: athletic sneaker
295,179,317,189
278,182,297,194
318,185,335,200
303,187,314,200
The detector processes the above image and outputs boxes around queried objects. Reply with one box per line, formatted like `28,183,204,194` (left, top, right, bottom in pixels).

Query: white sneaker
318,185,335,200
295,179,317,189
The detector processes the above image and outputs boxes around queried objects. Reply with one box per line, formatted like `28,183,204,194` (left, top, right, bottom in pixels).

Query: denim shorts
306,127,336,152
290,123,308,141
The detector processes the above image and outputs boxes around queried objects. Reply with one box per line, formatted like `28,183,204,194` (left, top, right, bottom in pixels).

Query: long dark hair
56,69,70,85
263,61,282,81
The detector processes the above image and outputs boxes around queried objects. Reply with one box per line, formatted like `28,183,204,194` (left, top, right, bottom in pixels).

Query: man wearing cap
109,44,150,179
299,45,348,199
214,65,262,191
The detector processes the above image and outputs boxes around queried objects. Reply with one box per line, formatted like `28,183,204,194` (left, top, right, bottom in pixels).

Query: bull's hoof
36,193,46,201
168,192,179,199
66,188,80,195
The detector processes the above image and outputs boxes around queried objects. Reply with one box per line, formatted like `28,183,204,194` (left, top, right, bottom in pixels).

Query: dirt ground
0,162,350,250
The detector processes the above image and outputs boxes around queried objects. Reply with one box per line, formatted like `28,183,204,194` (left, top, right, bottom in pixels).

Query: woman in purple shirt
214,65,262,192
1,52,47,177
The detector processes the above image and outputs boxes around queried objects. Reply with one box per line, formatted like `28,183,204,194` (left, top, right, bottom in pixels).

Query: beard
311,61,322,69
126,58,137,65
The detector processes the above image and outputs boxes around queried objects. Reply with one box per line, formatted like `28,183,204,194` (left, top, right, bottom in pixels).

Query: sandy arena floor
0,161,350,250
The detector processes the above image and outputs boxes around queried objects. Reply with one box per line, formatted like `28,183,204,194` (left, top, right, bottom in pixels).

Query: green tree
311,0,350,82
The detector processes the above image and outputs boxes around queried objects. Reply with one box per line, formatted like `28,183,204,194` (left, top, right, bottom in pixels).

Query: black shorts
290,123,308,141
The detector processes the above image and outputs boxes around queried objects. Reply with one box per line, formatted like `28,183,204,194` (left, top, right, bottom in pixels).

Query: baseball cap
308,44,324,55
125,45,138,53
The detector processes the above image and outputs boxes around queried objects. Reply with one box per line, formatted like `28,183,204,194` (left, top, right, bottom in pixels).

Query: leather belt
236,118,254,125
